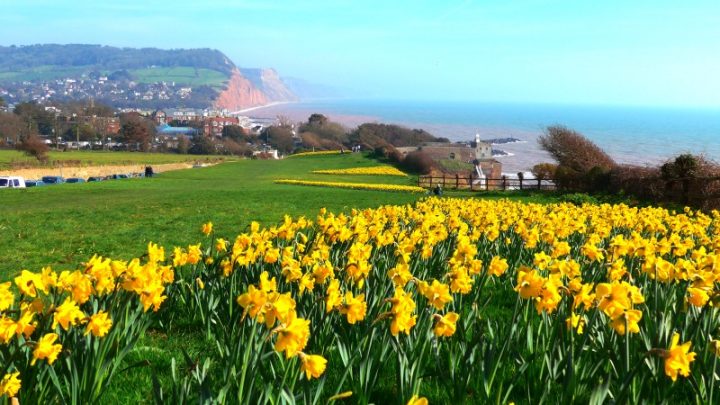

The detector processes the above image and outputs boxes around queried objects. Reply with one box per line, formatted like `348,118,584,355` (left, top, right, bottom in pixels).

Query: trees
538,125,615,173
0,112,26,145
307,113,328,127
222,125,249,142
176,135,190,154
119,113,155,151
348,123,442,149
265,126,295,154
13,102,55,135
64,124,97,142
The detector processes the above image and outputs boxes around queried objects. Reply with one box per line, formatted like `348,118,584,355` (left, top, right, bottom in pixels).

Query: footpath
0,162,195,179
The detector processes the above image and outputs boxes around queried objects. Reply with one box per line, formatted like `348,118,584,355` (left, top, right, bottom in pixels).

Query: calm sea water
254,99,720,171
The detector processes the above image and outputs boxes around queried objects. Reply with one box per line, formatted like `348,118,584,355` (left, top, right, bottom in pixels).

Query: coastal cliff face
214,68,269,111
259,68,298,102
214,68,297,111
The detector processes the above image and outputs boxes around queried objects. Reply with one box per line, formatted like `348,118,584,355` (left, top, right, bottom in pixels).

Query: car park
0,176,26,188
41,176,64,184
65,178,86,183
25,180,46,187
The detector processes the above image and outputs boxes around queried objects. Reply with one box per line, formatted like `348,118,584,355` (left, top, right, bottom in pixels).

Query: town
0,98,283,157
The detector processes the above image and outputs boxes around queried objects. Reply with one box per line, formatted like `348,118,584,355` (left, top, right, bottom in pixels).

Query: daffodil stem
625,317,630,377
710,353,717,404
238,321,258,403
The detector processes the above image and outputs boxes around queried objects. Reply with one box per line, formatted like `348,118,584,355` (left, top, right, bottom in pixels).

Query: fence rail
418,175,556,191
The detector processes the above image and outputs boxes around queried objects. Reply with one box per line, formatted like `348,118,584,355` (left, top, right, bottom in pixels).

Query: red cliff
213,68,270,111
213,68,298,111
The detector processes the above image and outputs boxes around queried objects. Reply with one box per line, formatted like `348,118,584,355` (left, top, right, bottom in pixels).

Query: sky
1,0,719,108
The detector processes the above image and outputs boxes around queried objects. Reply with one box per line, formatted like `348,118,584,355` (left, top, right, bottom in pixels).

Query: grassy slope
0,152,558,402
0,65,89,82
0,154,418,278
128,67,228,87
0,65,228,87
0,150,226,170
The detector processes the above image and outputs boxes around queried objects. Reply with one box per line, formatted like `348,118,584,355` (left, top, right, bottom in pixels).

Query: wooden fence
418,175,556,191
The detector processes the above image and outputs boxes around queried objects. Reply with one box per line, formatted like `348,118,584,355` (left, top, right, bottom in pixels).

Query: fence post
429,176,432,188
502,176,507,191
456,174,459,189
537,178,541,190
486,177,489,191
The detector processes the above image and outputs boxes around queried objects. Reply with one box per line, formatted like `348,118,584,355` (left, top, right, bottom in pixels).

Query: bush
561,193,600,206
608,165,663,202
531,163,558,180
400,151,434,174
661,153,699,180
16,134,49,162
539,125,615,173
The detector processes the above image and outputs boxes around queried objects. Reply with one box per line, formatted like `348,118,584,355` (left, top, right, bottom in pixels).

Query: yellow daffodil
0,371,21,398
664,332,696,381
32,333,62,365
299,352,328,379
85,311,113,337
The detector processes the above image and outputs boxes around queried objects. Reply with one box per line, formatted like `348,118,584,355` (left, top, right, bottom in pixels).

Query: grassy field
0,65,90,82
0,152,556,279
0,150,228,170
0,65,228,87
1,152,559,402
128,67,228,87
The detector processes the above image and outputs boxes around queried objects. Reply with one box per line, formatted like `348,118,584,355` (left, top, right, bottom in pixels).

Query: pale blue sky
1,0,719,107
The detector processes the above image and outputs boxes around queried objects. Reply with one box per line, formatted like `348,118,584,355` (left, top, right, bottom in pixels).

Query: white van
0,176,26,189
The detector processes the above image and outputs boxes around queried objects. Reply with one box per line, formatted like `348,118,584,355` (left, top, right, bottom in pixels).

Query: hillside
0,44,298,110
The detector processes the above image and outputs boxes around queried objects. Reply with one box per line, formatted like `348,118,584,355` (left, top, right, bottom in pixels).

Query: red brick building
203,116,240,137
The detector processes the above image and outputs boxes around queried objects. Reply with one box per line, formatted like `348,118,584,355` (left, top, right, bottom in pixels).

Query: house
203,116,241,137
396,133,493,162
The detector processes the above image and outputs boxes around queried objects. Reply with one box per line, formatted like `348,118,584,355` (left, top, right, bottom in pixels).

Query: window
12,180,19,187
0,179,7,186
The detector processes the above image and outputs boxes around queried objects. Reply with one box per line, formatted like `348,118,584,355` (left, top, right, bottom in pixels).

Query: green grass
0,150,228,170
0,153,557,279
0,65,229,87
0,65,90,82
437,158,474,173
0,152,560,402
128,67,228,87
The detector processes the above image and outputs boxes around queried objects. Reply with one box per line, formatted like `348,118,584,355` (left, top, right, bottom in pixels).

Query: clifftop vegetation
0,44,234,77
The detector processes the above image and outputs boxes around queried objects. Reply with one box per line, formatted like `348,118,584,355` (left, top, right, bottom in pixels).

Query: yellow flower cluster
287,150,344,158
235,273,327,379
191,197,720,390
275,179,425,193
312,166,408,176
0,243,174,399
9,196,720,400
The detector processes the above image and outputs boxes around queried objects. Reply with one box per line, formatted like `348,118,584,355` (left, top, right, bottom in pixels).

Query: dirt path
0,162,196,180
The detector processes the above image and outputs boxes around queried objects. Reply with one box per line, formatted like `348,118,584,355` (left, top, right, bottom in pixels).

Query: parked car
65,178,86,184
41,176,64,184
107,174,129,180
25,180,46,187
0,176,26,188
87,176,105,182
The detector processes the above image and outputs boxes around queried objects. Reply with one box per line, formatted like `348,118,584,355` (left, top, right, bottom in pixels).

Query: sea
250,99,720,172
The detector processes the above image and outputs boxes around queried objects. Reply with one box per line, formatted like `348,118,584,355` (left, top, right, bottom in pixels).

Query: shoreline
231,101,296,114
